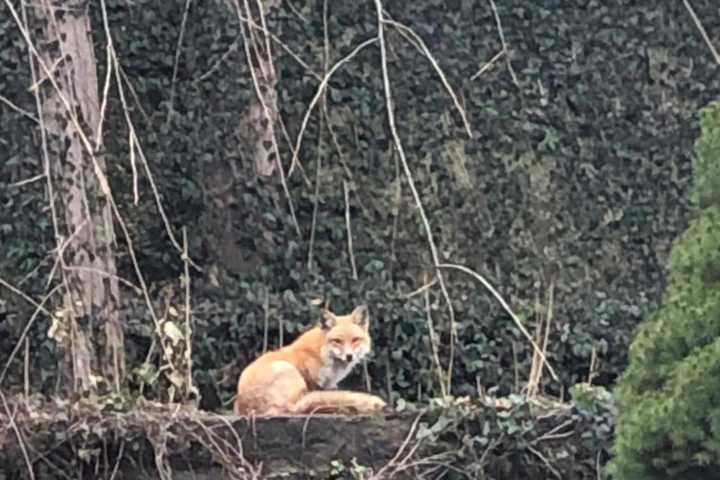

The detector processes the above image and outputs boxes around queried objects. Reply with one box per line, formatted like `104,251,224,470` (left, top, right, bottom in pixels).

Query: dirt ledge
0,393,611,479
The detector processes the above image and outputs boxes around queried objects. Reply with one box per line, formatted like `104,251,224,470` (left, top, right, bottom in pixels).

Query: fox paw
368,396,387,411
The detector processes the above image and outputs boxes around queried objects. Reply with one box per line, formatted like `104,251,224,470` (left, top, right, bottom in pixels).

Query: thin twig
587,346,598,385
0,391,35,480
95,42,113,147
321,105,354,181
24,338,30,399
423,272,447,399
63,266,142,294
437,262,559,381
373,0,457,396
22,443,72,480
262,287,269,353
116,63,152,126
527,444,561,479
322,0,330,72
683,0,720,65
370,412,425,479
129,130,138,204
343,180,359,280
471,50,504,80
488,0,519,86
538,281,554,388
27,55,63,92
253,0,276,80
165,0,193,127
194,40,239,83
8,174,46,188
306,114,324,270
205,414,262,477
182,227,193,397
0,93,38,122
0,277,53,317
286,0,309,23
279,313,284,347
45,218,89,291
307,2,329,270
385,351,393,402
389,148,401,279
108,441,125,480
527,282,554,398
511,340,519,391
405,277,438,298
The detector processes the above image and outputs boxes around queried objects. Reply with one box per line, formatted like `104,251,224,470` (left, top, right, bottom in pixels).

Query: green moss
611,100,720,479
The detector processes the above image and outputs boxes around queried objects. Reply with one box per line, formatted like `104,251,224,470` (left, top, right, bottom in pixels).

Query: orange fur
234,304,386,415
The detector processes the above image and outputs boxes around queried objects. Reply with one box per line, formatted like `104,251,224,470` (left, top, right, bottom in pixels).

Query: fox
233,304,387,416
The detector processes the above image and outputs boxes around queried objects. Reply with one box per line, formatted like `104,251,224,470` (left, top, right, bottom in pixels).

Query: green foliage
403,394,614,478
693,102,720,208
611,100,720,479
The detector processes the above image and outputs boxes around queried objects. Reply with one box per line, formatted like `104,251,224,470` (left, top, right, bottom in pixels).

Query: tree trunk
237,0,282,177
34,0,124,393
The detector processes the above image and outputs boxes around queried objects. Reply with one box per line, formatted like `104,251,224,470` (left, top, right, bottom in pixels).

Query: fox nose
345,353,354,362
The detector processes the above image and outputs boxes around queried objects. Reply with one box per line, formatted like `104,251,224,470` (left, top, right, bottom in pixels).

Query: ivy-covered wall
1,0,719,407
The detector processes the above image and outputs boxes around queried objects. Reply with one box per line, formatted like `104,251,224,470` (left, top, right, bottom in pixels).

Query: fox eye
330,338,343,345
351,337,362,344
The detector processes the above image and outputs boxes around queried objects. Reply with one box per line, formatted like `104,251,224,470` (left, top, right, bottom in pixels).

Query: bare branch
683,0,720,64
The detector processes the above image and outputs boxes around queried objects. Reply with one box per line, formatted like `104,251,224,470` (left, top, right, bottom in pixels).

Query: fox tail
292,390,386,414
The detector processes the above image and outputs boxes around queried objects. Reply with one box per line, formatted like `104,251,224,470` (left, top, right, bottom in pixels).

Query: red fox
233,304,387,415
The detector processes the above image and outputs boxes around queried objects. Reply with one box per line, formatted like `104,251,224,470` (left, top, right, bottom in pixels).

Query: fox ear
321,309,337,330
352,304,369,329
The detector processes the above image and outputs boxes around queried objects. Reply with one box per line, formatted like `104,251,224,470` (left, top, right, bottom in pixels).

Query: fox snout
329,346,357,364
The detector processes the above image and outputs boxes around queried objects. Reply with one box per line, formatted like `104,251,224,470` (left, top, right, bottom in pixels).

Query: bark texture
35,0,124,392
238,0,282,177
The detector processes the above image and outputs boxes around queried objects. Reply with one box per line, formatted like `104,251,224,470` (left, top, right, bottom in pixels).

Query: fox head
320,304,371,366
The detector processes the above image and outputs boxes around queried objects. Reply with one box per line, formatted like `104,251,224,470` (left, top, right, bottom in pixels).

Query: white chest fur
317,358,359,389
